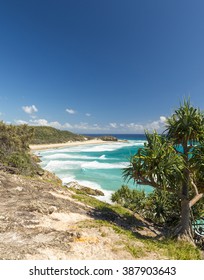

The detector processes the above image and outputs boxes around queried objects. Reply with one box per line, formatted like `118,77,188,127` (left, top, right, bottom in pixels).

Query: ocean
37,134,153,202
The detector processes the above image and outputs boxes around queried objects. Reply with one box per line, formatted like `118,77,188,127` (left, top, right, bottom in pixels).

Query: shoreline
30,138,126,204
29,139,116,151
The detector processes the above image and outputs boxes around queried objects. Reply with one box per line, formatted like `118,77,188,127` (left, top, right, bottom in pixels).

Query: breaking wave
44,160,128,172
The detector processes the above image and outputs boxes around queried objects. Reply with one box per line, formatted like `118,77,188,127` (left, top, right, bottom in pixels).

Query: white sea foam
97,191,114,204
81,161,128,169
132,142,147,146
44,160,82,171
43,153,98,160
39,140,145,156
44,160,128,172
99,154,106,159
61,176,76,184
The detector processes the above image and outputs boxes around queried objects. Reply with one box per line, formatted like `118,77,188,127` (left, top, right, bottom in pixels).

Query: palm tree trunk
179,195,192,238
177,144,193,241
174,182,193,242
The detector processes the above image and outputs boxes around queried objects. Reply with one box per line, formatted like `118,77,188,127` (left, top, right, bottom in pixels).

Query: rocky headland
0,169,202,260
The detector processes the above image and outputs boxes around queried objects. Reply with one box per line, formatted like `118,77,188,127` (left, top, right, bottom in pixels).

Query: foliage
112,185,204,228
123,100,204,239
189,142,204,192
0,121,41,175
0,122,34,155
165,99,204,145
6,152,40,175
112,186,179,226
30,126,87,144
111,185,146,212
144,189,180,226
123,132,184,191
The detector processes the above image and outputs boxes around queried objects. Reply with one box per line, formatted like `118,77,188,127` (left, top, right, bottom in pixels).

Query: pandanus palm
165,100,204,239
124,100,204,241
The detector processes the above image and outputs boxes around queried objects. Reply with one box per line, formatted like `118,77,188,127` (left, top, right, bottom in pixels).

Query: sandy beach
29,139,113,151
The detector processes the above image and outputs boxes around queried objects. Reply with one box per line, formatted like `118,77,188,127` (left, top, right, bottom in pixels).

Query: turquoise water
37,134,153,202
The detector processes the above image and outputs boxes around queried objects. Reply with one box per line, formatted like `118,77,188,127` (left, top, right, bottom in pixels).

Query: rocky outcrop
0,170,90,260
0,170,196,260
66,181,104,196
98,136,118,141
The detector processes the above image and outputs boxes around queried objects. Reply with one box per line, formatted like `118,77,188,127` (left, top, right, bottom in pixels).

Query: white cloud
66,108,76,114
14,115,168,134
109,122,118,128
31,119,48,126
30,119,73,130
15,120,28,125
160,116,167,123
126,123,144,132
22,105,38,114
85,113,91,117
145,116,167,131
105,115,167,133
72,122,107,132
63,123,73,129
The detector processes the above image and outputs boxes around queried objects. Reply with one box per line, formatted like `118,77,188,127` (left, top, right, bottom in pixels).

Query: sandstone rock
66,181,104,196
48,206,58,214
99,136,118,141
80,186,104,196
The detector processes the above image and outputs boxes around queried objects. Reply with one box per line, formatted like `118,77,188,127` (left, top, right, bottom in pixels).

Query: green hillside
30,126,90,144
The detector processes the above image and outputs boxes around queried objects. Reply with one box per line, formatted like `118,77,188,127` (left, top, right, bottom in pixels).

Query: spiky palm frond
123,131,184,191
165,100,204,145
189,143,204,192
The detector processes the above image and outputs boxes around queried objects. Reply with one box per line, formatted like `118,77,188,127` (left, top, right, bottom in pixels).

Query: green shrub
0,122,42,176
111,185,146,212
6,152,40,176
112,186,204,227
30,126,86,144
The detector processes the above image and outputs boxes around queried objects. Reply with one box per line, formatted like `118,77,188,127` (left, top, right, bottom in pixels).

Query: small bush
0,122,42,176
111,185,146,212
111,185,204,227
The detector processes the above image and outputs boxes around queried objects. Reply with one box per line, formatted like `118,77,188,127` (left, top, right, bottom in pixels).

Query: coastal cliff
0,170,201,260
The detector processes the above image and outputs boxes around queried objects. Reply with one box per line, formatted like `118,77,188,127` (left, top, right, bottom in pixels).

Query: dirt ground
0,171,139,259
0,170,189,260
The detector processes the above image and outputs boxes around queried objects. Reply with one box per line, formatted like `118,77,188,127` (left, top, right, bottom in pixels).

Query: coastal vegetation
0,122,41,175
112,185,203,229
122,100,204,242
30,126,87,144
0,122,118,175
29,126,118,144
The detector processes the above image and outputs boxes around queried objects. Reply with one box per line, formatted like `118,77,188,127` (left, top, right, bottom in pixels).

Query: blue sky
0,0,204,133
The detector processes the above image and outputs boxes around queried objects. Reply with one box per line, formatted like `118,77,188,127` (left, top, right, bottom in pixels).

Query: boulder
66,181,104,196
99,136,118,141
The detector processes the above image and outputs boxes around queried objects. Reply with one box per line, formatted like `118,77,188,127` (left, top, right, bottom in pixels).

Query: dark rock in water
66,181,104,196
99,136,118,141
